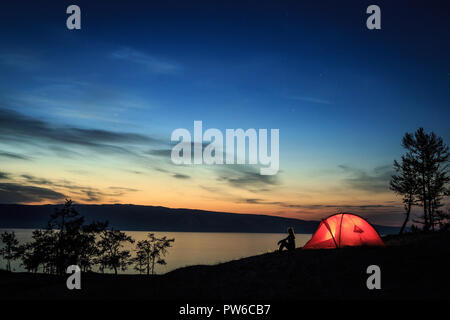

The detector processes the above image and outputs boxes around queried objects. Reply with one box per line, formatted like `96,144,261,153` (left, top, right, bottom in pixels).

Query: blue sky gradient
0,1,448,225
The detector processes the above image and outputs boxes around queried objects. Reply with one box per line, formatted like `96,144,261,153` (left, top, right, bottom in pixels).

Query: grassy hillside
1,232,449,300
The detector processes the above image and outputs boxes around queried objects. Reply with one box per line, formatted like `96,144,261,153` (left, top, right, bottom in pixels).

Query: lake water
0,229,312,274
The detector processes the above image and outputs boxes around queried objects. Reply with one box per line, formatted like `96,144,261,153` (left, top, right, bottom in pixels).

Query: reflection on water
0,229,311,274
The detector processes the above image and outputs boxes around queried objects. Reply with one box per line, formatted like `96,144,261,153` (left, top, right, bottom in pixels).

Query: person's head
288,227,294,236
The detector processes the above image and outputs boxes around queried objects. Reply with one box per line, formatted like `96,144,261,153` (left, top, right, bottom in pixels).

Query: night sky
0,0,449,226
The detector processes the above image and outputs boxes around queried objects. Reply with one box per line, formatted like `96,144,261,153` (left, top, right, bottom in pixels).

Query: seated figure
278,227,296,252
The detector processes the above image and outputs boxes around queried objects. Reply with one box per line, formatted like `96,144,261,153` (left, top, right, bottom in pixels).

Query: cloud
199,185,220,193
145,143,280,190
111,48,180,74
81,189,101,202
338,164,393,193
0,110,274,193
48,146,83,159
0,182,66,203
77,187,140,203
108,186,139,192
21,174,54,186
287,204,396,210
237,198,309,208
153,167,192,180
121,169,145,175
16,173,139,203
217,165,279,191
6,77,156,126
242,198,266,205
173,173,191,180
0,151,31,161
0,172,10,180
0,53,41,71
236,197,403,225
0,108,163,156
237,197,397,212
146,142,213,160
288,96,332,105
148,152,280,191
146,149,172,157
21,174,87,190
72,187,140,203
69,128,154,144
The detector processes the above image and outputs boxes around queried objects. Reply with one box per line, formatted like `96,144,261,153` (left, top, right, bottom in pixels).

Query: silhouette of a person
278,227,295,252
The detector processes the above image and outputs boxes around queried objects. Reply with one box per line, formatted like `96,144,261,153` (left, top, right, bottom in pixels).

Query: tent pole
338,213,344,248
323,220,338,248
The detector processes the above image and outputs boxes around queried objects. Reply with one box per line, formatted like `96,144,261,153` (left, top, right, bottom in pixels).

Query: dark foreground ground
1,232,450,300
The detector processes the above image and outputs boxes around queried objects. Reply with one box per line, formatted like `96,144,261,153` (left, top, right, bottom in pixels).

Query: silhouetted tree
78,221,109,272
134,233,174,275
410,224,420,233
435,207,450,230
96,229,134,275
390,156,419,234
396,128,449,231
133,250,146,274
0,231,21,271
20,243,39,273
20,229,57,273
18,200,108,274
48,199,85,274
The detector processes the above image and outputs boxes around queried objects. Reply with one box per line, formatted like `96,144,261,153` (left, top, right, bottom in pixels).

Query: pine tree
396,128,449,231
133,233,174,275
0,231,20,271
390,156,419,234
96,229,135,275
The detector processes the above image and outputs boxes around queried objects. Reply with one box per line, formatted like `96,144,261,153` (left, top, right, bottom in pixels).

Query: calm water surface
0,229,311,274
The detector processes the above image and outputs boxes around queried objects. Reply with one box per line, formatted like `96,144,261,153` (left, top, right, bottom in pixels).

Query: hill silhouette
0,204,398,234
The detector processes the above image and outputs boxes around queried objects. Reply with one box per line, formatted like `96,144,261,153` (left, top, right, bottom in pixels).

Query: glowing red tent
302,213,385,249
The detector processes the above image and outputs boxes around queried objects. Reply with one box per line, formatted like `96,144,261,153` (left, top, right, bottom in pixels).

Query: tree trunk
400,201,412,235
151,258,155,275
422,170,429,231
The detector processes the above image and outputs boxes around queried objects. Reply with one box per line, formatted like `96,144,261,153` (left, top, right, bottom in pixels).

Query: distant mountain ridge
0,204,399,234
